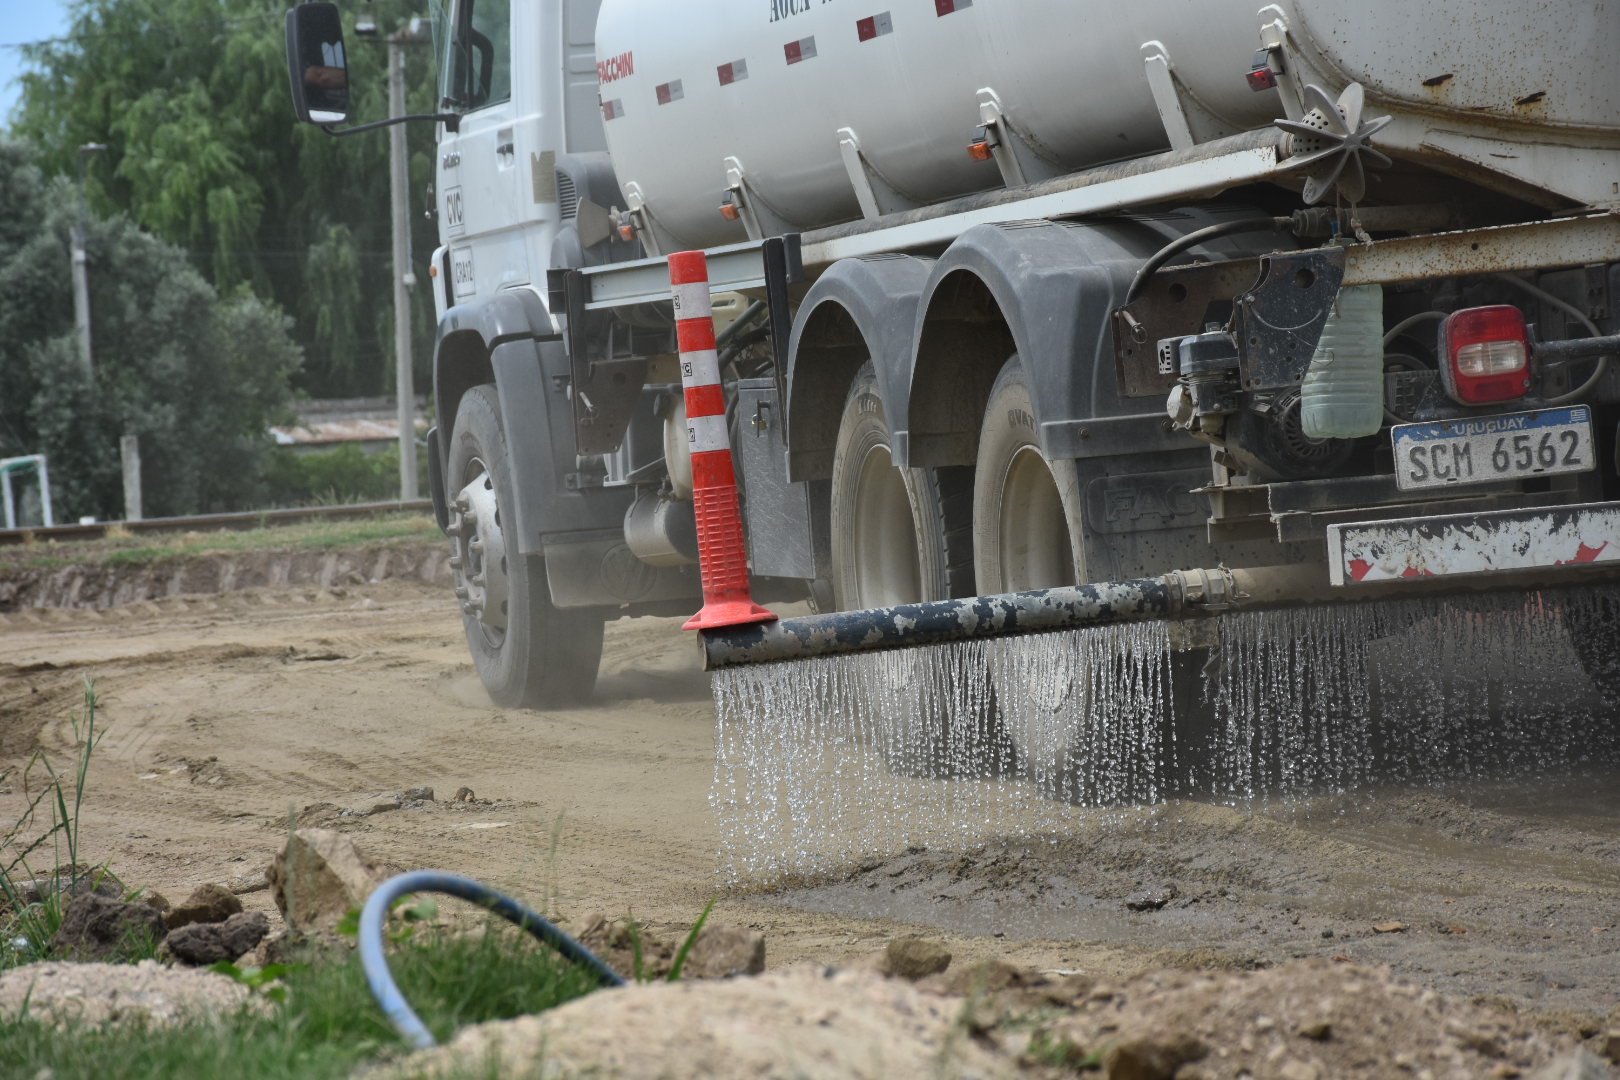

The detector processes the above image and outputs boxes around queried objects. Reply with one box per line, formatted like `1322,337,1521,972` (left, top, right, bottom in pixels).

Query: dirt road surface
3,574,1618,1042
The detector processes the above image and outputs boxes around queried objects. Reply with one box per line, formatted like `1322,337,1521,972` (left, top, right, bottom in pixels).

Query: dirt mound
0,960,257,1027
384,967,1011,1080
383,960,1602,1080
1044,959,1580,1079
0,543,450,611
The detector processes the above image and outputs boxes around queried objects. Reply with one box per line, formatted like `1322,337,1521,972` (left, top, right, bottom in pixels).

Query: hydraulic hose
1494,274,1613,405
1123,216,1286,305
359,870,625,1051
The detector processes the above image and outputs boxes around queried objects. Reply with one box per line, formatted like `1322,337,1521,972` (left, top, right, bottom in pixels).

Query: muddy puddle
763,767,1620,1012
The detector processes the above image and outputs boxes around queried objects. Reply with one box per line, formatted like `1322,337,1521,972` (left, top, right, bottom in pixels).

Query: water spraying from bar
712,584,1620,885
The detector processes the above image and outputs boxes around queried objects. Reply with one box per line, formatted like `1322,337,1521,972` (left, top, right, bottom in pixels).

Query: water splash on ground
712,585,1620,884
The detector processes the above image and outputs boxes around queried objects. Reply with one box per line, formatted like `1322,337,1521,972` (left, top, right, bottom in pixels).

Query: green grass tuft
1,923,603,1079
1,681,116,969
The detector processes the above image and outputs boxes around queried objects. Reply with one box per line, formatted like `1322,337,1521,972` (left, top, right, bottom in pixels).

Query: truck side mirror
285,3,352,125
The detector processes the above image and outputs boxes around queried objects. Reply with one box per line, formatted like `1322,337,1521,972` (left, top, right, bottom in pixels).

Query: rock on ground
681,924,765,978
0,960,257,1027
266,828,387,934
382,968,1010,1080
165,883,242,930
2,873,122,913
49,894,167,962
884,936,952,980
163,911,271,966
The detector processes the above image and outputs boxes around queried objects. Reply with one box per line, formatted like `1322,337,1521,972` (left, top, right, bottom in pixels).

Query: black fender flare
903,212,1286,467
434,288,629,557
783,255,934,483
904,221,1147,468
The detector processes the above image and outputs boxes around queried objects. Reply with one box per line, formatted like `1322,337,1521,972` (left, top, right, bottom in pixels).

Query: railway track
0,500,434,547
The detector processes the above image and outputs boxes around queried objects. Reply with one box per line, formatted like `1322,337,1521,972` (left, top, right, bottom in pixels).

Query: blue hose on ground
359,870,627,1050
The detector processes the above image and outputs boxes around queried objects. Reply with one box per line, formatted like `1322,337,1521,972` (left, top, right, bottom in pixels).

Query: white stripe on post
672,282,713,320
686,413,730,454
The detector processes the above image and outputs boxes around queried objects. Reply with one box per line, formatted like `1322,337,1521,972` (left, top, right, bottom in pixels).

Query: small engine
1163,329,1354,481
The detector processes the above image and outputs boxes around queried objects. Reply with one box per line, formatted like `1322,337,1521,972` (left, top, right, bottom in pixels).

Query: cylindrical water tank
593,0,1278,250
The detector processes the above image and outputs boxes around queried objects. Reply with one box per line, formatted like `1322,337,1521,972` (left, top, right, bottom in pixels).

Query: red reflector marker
784,36,817,64
1246,48,1278,92
857,12,893,40
1442,305,1532,404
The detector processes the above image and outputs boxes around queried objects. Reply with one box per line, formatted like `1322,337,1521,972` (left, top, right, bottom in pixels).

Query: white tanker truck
287,0,1620,707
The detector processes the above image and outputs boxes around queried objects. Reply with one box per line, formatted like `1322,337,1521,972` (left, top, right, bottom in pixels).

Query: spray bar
698,561,1620,670
698,570,1240,670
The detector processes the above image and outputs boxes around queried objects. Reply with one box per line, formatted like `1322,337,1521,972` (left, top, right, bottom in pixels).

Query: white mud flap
1326,501,1620,586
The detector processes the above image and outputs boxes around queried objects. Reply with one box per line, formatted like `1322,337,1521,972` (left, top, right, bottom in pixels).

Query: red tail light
1441,305,1532,404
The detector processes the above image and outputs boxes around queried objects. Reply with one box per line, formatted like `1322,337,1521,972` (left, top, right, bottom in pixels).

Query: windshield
440,0,512,111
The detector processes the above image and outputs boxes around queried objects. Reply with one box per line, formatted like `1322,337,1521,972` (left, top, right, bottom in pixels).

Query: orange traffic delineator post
669,250,778,632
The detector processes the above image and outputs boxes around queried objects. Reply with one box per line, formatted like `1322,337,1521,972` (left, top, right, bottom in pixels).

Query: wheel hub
448,467,510,635
851,444,922,608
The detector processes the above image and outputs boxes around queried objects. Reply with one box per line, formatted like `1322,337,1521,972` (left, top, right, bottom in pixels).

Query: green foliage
0,140,302,521
2,924,602,1079
667,899,715,982
209,961,290,1004
264,444,427,507
1,681,123,969
11,0,443,399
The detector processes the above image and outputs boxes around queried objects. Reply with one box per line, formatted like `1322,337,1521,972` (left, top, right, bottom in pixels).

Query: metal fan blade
1338,81,1365,133
1301,154,1348,205
1280,144,1349,171
1275,118,1333,142
1339,154,1367,204
1302,83,1347,133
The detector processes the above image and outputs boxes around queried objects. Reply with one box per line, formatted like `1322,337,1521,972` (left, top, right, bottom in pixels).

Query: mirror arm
322,112,461,137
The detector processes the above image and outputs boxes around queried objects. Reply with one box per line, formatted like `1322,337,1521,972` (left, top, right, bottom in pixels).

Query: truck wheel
973,357,1094,791
972,356,1086,593
447,385,604,708
829,362,974,609
830,362,985,776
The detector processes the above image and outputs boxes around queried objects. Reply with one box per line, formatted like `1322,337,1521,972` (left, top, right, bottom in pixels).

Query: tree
0,138,300,521
10,0,442,400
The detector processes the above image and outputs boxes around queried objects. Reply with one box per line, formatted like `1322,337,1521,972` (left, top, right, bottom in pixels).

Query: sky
0,0,75,128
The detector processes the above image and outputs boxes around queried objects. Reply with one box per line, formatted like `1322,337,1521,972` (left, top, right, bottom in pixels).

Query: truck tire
972,356,1086,593
447,385,604,708
973,357,1095,791
829,362,988,777
829,361,975,609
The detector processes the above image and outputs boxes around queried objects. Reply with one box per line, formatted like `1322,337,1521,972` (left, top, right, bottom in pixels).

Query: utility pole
388,25,428,501
70,143,106,377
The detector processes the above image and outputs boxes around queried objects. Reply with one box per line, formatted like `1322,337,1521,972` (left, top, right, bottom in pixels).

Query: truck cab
427,0,606,325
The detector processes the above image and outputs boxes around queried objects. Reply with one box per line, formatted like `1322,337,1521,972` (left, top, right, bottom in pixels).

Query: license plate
450,246,476,299
1392,406,1595,492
